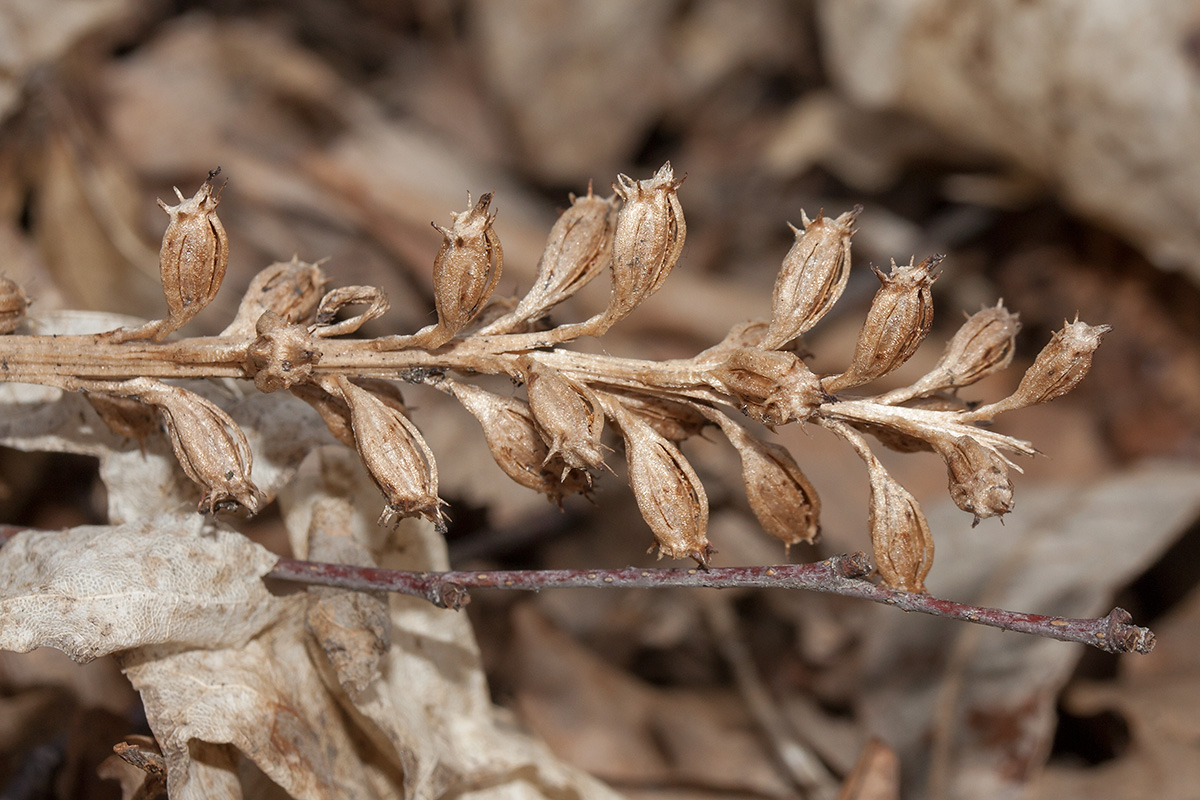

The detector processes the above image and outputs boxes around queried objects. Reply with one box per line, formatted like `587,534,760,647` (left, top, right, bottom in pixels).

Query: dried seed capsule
485,187,617,333
446,380,590,502
221,258,329,338
153,170,230,340
603,162,686,327
524,360,605,474
245,311,320,393
712,414,820,552
606,400,712,566
762,207,859,350
934,435,1015,524
866,464,933,592
336,376,444,529
600,390,710,442
424,193,503,347
824,255,942,394
0,277,28,334
85,392,160,444
127,378,264,514
291,379,407,450
709,347,825,427
995,319,1111,413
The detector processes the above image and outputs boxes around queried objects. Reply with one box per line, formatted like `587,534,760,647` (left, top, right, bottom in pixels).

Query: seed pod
487,187,617,332
153,169,230,340
524,360,605,474
709,347,825,427
600,391,710,442
336,376,443,529
221,258,329,337
713,414,820,552
85,392,160,444
996,319,1110,413
446,380,590,502
935,302,1021,388
245,312,320,393
424,193,503,347
603,162,686,326
934,435,1015,524
0,277,28,334
866,464,934,592
292,379,407,449
762,207,859,350
128,378,264,514
825,255,942,394
607,400,712,566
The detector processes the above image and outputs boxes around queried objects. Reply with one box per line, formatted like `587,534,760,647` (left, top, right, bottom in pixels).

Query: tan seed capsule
825,255,942,394
245,311,320,393
1005,319,1110,410
485,187,617,333
712,414,820,552
291,379,407,450
85,392,160,444
153,169,230,340
337,376,444,529
446,380,590,502
762,207,859,350
425,193,503,347
709,347,825,427
603,162,686,327
606,399,712,566
126,378,264,514
935,435,1014,524
524,360,605,474
866,464,934,592
600,390,710,442
934,302,1021,388
221,257,329,338
0,277,28,334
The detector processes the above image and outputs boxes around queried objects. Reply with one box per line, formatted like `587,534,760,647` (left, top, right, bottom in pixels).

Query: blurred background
3,1,1200,798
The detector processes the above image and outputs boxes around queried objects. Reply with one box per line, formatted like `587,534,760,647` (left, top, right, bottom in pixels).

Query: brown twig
0,525,1155,653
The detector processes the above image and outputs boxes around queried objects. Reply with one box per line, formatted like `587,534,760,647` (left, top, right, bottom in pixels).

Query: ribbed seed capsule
825,255,942,394
446,380,590,502
337,376,443,529
762,207,859,350
125,378,264,514
486,188,617,333
291,379,407,450
153,170,230,340
0,277,28,334
425,193,503,347
600,391,710,442
85,392,159,444
986,319,1110,415
605,398,712,566
221,258,328,337
710,412,820,552
603,162,686,326
934,435,1014,524
709,347,825,428
524,360,605,474
866,463,933,592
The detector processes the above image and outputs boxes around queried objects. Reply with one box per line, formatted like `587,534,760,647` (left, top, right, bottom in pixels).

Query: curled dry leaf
311,284,390,338
220,257,329,338
762,206,859,350
0,515,282,662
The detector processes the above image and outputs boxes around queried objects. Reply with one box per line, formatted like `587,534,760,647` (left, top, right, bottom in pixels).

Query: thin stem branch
0,525,1155,653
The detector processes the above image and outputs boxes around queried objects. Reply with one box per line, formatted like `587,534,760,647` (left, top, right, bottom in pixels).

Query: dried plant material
708,408,821,552
445,379,591,502
311,284,390,338
975,319,1112,417
606,397,712,565
221,257,329,338
245,311,320,393
0,515,282,661
84,392,159,443
524,359,606,474
603,162,686,328
868,466,934,593
335,375,443,529
709,347,824,427
0,276,27,334
105,172,229,343
763,207,859,350
935,435,1015,524
836,739,900,800
602,390,711,442
483,187,617,334
826,255,941,394
98,736,169,800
